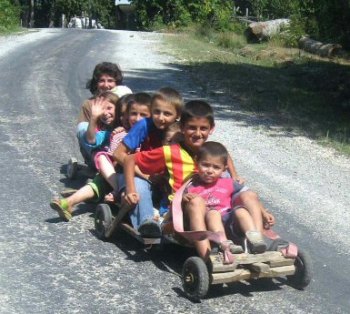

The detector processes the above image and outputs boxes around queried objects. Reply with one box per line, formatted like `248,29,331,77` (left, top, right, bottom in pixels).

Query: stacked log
298,36,343,58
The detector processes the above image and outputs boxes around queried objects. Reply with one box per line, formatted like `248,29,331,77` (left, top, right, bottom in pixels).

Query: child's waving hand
91,96,106,120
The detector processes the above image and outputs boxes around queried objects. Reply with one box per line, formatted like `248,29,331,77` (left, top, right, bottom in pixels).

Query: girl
80,90,120,164
50,93,152,221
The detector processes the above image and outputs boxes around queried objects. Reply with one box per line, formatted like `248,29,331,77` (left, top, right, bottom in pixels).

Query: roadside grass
163,28,350,156
0,26,25,35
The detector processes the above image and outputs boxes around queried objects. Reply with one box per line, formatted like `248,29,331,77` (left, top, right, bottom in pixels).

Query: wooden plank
269,257,295,268
211,269,251,284
105,204,131,238
270,265,295,276
211,265,296,284
120,223,161,245
235,251,283,264
210,255,237,273
249,262,270,274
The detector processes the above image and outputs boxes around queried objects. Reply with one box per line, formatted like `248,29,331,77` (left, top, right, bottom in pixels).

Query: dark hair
86,62,123,95
117,93,135,128
151,87,183,116
180,100,214,128
131,92,152,112
197,141,228,166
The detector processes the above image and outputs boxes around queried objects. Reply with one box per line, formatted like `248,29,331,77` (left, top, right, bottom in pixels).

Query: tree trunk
299,36,343,58
29,0,34,28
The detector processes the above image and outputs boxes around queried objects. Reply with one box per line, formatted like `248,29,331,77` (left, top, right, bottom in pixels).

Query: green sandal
50,198,72,222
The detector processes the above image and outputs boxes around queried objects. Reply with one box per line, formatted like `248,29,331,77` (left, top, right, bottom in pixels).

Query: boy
124,100,216,254
124,100,274,260
114,87,183,236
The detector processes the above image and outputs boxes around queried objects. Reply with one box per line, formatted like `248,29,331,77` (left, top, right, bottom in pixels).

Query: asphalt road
0,28,349,314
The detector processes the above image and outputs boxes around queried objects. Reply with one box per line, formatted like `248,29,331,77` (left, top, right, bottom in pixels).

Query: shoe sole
50,202,71,222
138,222,161,238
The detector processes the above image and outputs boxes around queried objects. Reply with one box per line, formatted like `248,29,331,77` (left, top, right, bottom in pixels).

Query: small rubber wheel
182,256,209,301
287,249,312,289
66,157,78,179
95,204,113,240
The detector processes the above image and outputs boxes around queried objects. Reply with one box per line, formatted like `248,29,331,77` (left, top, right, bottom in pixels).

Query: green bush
0,0,20,32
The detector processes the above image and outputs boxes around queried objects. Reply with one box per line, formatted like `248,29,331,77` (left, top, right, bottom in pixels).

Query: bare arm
227,154,245,184
86,98,104,144
114,142,129,165
124,154,139,205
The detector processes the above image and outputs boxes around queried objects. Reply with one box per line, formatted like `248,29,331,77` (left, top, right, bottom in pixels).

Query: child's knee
241,190,259,202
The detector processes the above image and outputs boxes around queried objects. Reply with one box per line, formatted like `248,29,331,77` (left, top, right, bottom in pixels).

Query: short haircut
151,87,183,116
132,92,152,112
197,141,228,166
86,62,123,95
180,100,214,128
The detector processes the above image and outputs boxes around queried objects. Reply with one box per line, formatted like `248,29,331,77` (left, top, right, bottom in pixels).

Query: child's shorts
232,180,250,202
87,174,112,202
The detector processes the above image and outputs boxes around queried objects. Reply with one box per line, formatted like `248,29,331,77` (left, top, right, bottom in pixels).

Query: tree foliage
0,0,20,31
131,0,234,30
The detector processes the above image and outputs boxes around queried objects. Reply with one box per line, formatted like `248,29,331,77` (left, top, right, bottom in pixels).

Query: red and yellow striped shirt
135,144,196,199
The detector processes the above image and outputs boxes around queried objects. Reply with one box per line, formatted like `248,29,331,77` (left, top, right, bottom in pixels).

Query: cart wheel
287,249,312,289
66,157,78,179
182,256,209,301
95,204,113,240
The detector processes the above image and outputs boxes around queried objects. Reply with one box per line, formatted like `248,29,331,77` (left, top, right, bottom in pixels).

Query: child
124,100,215,249
50,93,151,221
77,62,132,165
81,91,120,162
183,141,267,254
93,93,151,196
124,100,274,260
153,122,183,220
114,87,183,237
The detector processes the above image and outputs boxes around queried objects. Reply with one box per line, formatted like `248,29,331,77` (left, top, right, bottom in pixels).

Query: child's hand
182,193,198,203
91,97,105,120
234,176,246,185
112,126,125,135
124,192,139,205
262,210,275,229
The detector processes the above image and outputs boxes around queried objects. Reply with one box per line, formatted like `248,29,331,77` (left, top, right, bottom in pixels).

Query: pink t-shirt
187,177,235,215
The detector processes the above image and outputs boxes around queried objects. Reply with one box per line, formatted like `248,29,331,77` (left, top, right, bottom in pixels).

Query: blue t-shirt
83,130,111,153
122,117,163,152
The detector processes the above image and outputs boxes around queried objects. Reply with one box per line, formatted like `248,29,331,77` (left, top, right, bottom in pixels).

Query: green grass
163,27,350,156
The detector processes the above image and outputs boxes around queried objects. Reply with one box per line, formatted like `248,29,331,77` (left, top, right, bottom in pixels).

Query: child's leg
65,185,95,210
234,207,257,233
50,184,95,221
183,196,211,261
96,155,118,191
205,210,226,236
129,176,155,228
233,190,264,232
234,207,267,253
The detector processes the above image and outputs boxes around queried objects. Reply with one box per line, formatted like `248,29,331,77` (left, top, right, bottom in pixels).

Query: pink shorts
94,151,114,171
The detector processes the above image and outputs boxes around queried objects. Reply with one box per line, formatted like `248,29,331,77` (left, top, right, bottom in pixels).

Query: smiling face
100,100,116,125
97,74,117,92
151,99,179,130
128,103,151,127
181,117,214,154
197,155,226,184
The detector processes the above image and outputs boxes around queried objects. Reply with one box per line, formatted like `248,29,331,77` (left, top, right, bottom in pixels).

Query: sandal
50,198,72,222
